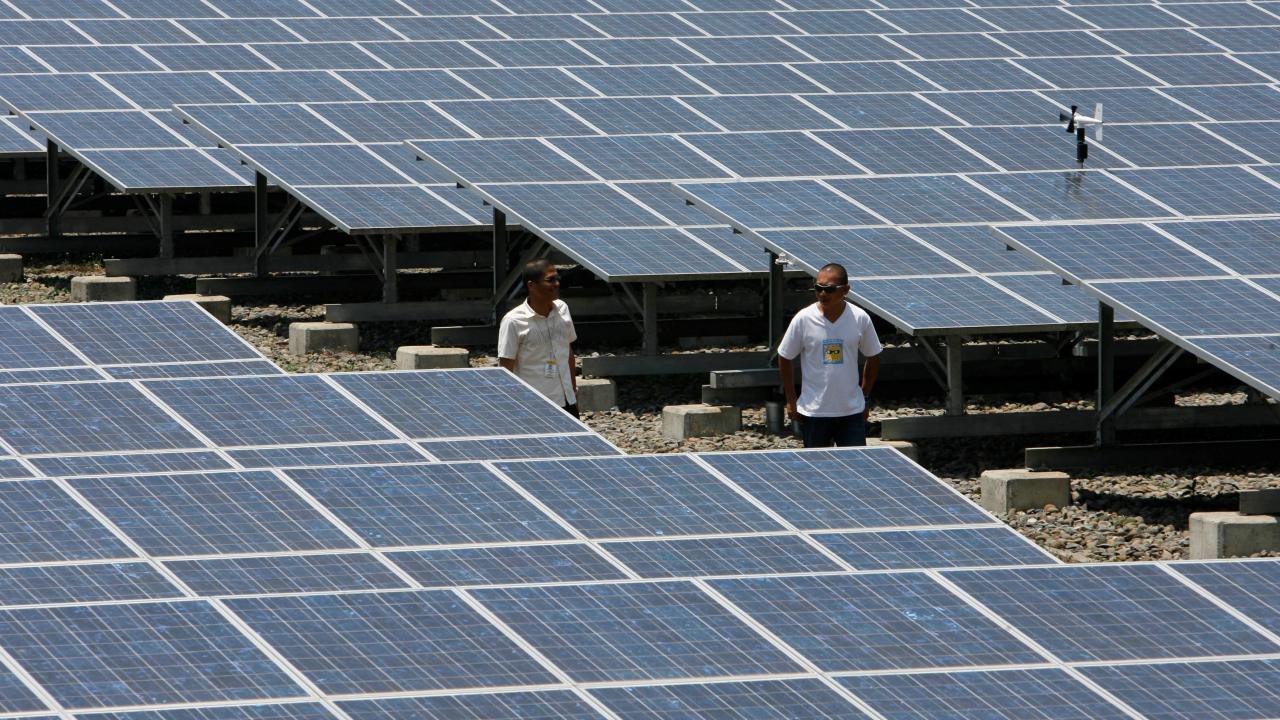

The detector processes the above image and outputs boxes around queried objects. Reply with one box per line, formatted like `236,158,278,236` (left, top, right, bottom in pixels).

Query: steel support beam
157,194,174,258
642,282,658,356
1096,341,1183,426
768,252,785,352
382,235,397,304
908,336,949,393
493,208,509,318
253,172,268,277
946,335,964,415
1097,302,1116,446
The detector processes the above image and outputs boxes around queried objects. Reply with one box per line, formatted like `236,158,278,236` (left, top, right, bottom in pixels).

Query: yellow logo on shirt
822,339,844,365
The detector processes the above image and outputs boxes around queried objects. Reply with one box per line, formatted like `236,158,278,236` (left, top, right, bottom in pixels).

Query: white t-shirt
497,299,577,406
778,301,882,417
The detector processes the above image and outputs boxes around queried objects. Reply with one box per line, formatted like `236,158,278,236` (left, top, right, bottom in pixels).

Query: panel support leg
946,335,964,416
45,140,60,242
382,235,398,304
768,252,785,353
493,208,509,319
157,193,174,259
253,171,268,278
1097,303,1116,446
642,282,658,357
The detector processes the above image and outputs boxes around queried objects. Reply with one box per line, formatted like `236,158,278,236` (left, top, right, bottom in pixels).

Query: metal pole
643,282,658,356
1097,303,1116,446
382,235,398,304
157,194,174,258
946,335,964,416
45,140,59,242
493,208,508,318
768,252,785,352
253,172,268,278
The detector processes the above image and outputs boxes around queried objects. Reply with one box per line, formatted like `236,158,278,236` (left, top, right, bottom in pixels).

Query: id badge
543,359,559,378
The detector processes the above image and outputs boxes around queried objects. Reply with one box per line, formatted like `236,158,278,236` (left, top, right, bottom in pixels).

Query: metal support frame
381,236,398,304
768,252,785,352
946,335,964,416
1096,340,1184,434
44,141,93,244
1097,303,1116,446
490,234,549,318
134,193,175,258
908,337,949,393
642,282,658,356
251,175,304,278
493,208,509,318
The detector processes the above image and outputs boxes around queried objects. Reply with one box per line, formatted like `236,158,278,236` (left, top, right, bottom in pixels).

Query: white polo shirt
497,299,577,406
778,301,882,417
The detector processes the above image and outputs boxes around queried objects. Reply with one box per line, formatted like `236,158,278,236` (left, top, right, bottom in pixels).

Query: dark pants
563,403,580,418
798,413,866,448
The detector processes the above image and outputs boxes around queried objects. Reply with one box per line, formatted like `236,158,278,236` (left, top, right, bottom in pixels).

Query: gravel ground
4,260,1276,563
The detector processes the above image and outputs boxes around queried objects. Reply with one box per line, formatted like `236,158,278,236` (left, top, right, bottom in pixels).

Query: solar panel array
996,220,1280,398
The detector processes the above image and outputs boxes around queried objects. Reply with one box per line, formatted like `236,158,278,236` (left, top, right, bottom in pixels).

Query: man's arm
860,354,881,418
499,357,516,372
568,345,577,393
779,356,799,420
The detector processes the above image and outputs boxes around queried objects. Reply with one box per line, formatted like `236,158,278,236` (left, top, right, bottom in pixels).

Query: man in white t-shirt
498,259,579,417
778,262,882,447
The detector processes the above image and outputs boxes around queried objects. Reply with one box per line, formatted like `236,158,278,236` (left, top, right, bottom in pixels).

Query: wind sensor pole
1059,104,1103,166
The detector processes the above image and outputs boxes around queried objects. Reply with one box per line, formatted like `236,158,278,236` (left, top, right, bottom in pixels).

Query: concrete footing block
576,378,616,412
288,321,358,356
70,276,136,302
980,468,1071,513
867,438,918,463
163,294,232,323
0,254,21,282
396,345,469,370
662,404,741,440
1190,511,1280,559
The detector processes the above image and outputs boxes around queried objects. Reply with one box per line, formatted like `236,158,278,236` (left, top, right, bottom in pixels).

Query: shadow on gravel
1073,487,1239,531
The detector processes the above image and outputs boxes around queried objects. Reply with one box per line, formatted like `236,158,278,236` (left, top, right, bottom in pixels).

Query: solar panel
998,224,1225,281
105,359,284,380
1079,659,1280,720
840,668,1132,720
472,580,802,682
828,175,1031,224
0,479,134,563
285,462,572,546
31,301,263,366
0,381,203,454
340,692,603,720
387,543,627,586
226,590,556,693
29,450,232,477
86,705,337,720
71,470,359,556
0,306,85,370
0,561,181,606
228,441,427,468
1173,560,1280,635
710,571,1043,671
590,678,867,719
166,553,408,596
970,170,1172,221
600,534,844,577
419,433,621,461
945,564,1280,661
815,526,1055,570
0,601,304,709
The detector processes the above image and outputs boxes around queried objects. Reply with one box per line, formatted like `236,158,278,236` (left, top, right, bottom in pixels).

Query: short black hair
523,258,555,289
818,262,848,286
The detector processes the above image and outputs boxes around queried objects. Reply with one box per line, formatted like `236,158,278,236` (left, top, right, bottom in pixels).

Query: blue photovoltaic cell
910,58,1048,91
287,185,478,233
86,704,337,720
840,668,1130,720
340,691,603,720
815,527,1054,571
988,274,1102,324
1163,85,1280,122
929,90,1053,126
1040,88,1205,124
702,448,992,529
601,534,844,578
235,144,408,186
804,92,945,129
0,306,83,369
681,35,811,63
568,65,710,96
180,103,346,145
228,442,426,469
474,580,801,682
999,224,1224,280
796,61,937,94
105,360,284,380
453,67,599,99
29,451,231,478
361,40,491,69
28,110,189,150
892,32,1016,59
1091,279,1280,337
973,6,1089,31
1080,658,1280,720
0,382,201,455
0,480,134,563
332,369,586,439
1200,121,1280,164
387,543,627,587
77,149,248,192
31,45,162,72
757,227,966,278
101,72,251,109
253,42,388,70
340,69,484,102
1097,124,1257,167
413,138,595,183
478,182,666,229
551,134,732,181
0,562,180,606
1173,560,1280,634
1115,166,1280,218
557,96,720,134
682,179,882,229
524,227,748,279
144,374,396,447
180,19,303,42
1183,336,1280,397
683,63,826,95
970,170,1172,221
946,564,1280,662
591,678,867,719
573,37,704,64
166,553,409,596
855,276,1059,331
0,458,31,479
494,454,783,538
32,301,260,365
72,470,357,556
0,368,101,385
227,590,555,693
287,463,571,546
0,74,132,112
946,125,1130,172
828,175,1030,224
0,119,42,154
220,70,365,103
817,129,996,175
145,44,276,71
679,94,841,132
712,572,1042,671
320,101,470,142
436,98,596,138
468,39,601,68
909,225,1046,273
619,183,720,225
0,601,303,709
683,132,862,178
420,434,619,461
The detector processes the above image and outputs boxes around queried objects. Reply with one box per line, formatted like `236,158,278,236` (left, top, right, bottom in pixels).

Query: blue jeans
798,413,866,448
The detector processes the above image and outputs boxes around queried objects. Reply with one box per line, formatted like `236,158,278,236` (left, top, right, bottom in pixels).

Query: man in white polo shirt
778,262,882,447
498,259,579,417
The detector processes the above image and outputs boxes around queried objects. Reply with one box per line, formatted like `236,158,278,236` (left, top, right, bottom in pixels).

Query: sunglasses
813,283,846,294
542,274,562,284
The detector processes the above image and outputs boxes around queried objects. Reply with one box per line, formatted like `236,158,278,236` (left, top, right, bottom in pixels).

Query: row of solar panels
0,556,1277,718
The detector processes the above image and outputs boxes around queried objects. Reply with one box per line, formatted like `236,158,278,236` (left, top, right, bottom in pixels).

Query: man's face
814,268,848,310
529,266,561,302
